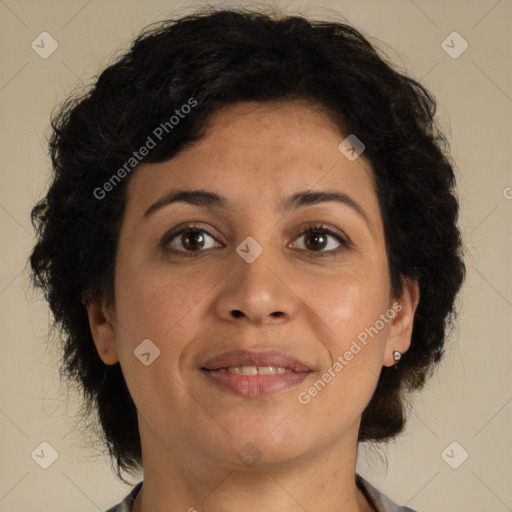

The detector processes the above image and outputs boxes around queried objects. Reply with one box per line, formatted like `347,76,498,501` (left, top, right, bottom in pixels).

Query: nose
214,246,298,325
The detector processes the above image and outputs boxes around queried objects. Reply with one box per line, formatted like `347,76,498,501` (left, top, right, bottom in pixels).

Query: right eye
163,225,221,255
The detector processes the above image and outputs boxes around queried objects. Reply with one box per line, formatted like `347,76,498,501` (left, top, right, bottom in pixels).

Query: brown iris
303,232,327,251
181,230,205,251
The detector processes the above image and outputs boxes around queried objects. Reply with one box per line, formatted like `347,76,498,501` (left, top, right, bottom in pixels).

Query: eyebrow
143,189,370,227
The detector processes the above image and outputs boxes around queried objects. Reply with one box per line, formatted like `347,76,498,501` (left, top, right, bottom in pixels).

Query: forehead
190,101,367,172
124,101,379,224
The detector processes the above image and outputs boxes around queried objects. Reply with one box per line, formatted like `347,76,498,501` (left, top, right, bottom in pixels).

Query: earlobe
85,299,119,365
383,279,420,367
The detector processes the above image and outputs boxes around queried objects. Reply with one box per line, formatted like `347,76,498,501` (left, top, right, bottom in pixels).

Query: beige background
1,0,511,511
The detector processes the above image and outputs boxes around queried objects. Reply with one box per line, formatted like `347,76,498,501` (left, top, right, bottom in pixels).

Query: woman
29,8,465,512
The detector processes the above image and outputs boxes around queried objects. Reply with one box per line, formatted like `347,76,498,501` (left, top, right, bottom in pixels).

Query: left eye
291,227,348,253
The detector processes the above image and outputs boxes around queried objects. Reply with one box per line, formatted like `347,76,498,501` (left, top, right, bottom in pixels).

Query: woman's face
90,101,416,470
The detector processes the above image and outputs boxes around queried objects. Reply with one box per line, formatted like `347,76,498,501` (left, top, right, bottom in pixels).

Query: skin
87,101,419,512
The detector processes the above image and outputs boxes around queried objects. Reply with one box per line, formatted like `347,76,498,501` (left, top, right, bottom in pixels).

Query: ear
85,298,119,365
383,278,420,367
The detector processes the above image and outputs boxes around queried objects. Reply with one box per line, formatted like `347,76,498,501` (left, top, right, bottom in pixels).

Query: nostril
231,310,245,318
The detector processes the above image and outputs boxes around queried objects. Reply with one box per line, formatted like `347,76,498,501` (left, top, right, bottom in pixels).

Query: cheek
300,266,391,409
297,266,392,414
307,267,391,347
112,254,204,361
111,264,202,426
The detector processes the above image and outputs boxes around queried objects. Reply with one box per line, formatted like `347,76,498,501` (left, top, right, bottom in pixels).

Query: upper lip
201,349,312,372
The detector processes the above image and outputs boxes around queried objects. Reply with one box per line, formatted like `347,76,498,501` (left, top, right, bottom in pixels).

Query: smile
200,349,313,397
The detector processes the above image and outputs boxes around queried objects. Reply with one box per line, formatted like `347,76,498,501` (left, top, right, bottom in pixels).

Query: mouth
200,349,313,397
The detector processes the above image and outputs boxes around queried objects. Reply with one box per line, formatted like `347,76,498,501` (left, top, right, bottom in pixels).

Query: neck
132,420,375,512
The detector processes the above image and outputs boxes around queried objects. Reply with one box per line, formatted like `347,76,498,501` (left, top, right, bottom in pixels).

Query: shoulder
104,482,142,512
356,474,420,512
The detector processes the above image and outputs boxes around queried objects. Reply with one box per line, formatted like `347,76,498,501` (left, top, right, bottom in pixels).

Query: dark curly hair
29,7,465,479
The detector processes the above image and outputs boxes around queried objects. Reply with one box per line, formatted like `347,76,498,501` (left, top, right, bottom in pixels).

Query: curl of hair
30,8,465,478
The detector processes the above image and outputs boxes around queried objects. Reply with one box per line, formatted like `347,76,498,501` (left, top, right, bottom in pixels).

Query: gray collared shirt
105,475,419,511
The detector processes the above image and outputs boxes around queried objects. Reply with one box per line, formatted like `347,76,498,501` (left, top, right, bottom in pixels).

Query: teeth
225,366,287,375
257,366,286,375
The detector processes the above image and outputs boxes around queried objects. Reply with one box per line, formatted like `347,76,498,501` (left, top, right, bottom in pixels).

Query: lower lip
202,369,311,397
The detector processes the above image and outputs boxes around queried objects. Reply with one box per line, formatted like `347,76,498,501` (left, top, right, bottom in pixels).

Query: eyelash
161,222,350,258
